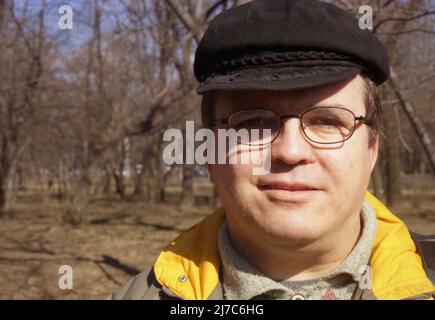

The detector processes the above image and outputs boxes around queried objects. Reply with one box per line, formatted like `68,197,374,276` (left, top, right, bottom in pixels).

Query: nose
270,118,316,166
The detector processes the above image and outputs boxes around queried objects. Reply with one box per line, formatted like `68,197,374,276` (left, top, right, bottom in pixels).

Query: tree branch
163,0,205,43
374,11,435,32
388,67,435,173
377,29,435,35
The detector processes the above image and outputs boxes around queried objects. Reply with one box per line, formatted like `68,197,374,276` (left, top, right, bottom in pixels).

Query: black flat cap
194,0,390,94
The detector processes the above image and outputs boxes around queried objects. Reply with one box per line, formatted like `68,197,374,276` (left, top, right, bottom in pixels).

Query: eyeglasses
211,107,371,145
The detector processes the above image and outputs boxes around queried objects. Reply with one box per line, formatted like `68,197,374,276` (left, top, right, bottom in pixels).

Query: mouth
258,181,321,202
258,182,318,191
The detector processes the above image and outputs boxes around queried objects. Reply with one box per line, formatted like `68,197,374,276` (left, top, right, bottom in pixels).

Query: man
109,0,435,300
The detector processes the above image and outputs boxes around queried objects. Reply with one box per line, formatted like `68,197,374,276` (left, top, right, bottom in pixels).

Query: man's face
208,75,379,246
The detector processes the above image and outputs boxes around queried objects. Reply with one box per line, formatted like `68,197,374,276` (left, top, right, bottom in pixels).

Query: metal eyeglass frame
210,106,372,145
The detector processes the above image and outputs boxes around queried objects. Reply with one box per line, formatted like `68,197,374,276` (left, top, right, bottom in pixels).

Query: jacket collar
153,192,435,300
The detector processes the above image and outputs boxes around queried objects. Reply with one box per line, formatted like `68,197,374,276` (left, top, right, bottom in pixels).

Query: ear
369,133,379,173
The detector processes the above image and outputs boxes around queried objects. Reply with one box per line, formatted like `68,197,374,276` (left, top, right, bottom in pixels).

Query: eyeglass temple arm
355,115,372,125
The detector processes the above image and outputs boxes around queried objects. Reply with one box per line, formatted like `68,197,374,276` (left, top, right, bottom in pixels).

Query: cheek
210,162,260,216
210,162,254,191
317,141,372,194
210,144,261,185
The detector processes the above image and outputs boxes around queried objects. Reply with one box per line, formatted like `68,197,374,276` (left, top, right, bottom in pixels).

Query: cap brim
196,65,362,94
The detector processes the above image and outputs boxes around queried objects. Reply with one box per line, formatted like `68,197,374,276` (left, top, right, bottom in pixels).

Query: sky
12,0,122,52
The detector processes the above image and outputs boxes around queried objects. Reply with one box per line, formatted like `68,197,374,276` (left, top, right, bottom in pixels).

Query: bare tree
0,1,48,212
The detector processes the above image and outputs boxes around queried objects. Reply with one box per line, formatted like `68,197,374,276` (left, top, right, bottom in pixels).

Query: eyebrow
311,103,349,108
227,102,350,114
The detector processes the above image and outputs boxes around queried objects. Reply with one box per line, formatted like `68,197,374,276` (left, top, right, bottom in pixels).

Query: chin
260,223,327,245
262,193,325,217
251,202,331,243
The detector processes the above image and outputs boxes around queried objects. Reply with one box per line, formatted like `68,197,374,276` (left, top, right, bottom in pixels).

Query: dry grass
0,193,210,299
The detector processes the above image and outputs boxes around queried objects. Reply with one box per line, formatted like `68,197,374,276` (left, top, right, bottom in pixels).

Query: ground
0,192,434,299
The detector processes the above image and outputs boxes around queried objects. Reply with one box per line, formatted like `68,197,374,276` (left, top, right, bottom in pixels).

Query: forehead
213,75,367,115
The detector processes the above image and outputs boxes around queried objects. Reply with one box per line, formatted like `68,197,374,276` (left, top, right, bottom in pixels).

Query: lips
258,182,318,192
258,180,320,202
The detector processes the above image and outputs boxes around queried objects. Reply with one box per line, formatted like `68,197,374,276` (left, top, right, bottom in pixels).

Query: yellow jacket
110,192,435,300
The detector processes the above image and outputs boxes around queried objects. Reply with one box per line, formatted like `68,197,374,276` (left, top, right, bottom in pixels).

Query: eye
234,117,274,129
306,116,344,127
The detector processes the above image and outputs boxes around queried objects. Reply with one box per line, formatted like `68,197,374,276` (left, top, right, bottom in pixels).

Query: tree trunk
102,168,112,194
56,160,67,199
113,143,126,200
180,164,193,206
0,181,8,213
383,106,402,208
63,169,91,225
150,156,164,203
113,170,125,200
388,68,435,173
0,147,13,213
133,166,144,196
133,142,149,196
149,132,165,203
0,135,11,212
